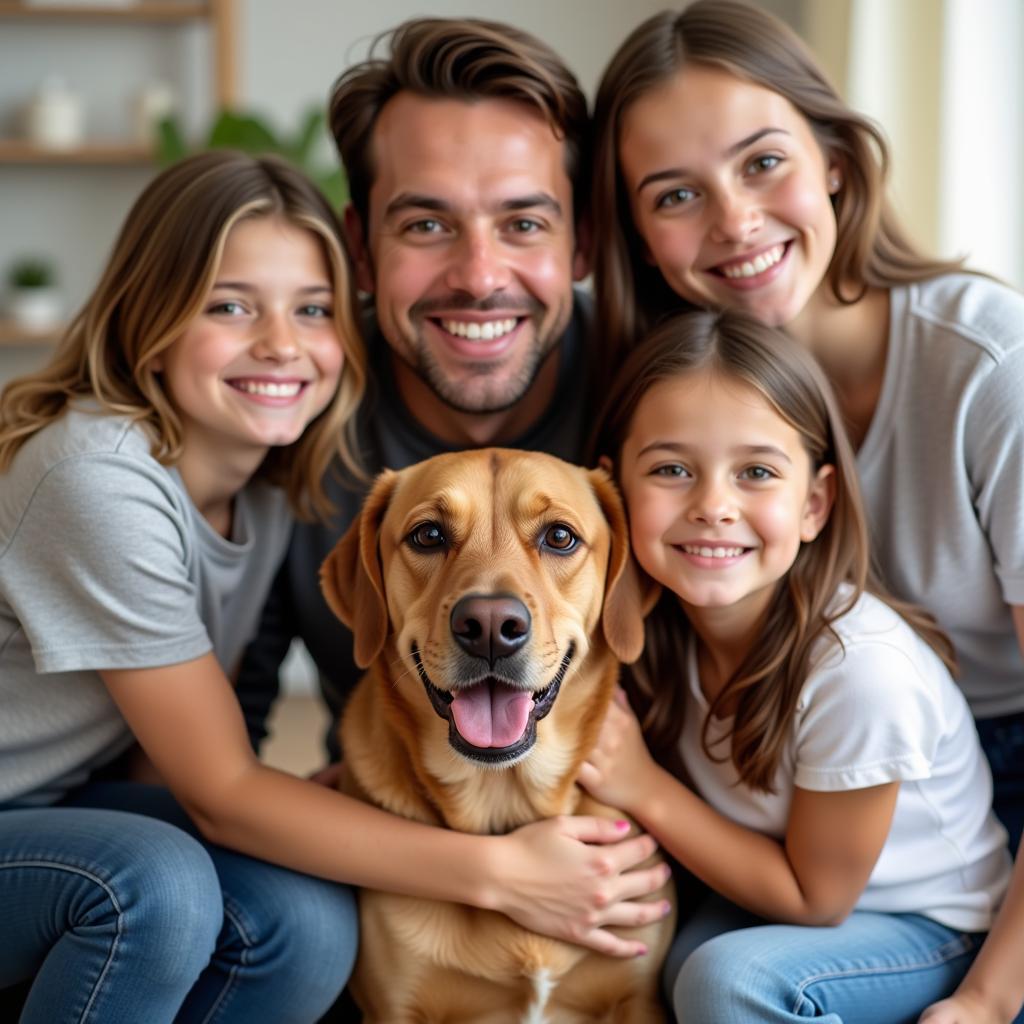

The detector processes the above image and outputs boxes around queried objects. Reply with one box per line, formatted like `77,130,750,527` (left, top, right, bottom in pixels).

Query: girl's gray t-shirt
0,406,292,805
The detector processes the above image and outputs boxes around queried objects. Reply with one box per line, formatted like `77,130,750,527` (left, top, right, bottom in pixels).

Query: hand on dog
577,688,659,818
490,815,671,957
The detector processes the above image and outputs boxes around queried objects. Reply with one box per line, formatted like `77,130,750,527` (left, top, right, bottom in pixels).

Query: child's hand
918,992,1005,1024
577,687,658,815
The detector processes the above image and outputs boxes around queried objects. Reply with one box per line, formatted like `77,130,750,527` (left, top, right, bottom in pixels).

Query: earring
828,174,841,193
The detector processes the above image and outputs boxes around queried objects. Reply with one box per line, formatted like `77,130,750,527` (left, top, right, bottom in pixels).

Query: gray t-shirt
858,273,1024,719
0,406,293,805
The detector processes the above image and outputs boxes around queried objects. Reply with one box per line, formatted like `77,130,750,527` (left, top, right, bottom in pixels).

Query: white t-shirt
679,589,1011,931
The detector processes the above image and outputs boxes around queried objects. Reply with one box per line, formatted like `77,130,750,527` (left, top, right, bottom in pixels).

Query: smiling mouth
227,378,308,398
434,317,522,341
713,242,788,280
412,644,575,765
679,544,750,558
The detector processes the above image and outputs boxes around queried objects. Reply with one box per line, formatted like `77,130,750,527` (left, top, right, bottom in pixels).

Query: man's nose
444,228,512,298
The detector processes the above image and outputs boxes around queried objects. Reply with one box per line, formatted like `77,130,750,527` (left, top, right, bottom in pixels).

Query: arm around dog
100,654,669,957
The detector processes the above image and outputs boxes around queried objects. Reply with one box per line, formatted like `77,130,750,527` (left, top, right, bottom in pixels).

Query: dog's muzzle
412,643,575,765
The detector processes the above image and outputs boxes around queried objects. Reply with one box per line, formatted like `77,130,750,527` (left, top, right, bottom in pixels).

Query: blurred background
1,0,1021,767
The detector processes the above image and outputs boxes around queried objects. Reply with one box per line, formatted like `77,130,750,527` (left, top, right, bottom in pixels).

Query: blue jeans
0,783,357,1023
665,894,982,1023
976,710,1024,855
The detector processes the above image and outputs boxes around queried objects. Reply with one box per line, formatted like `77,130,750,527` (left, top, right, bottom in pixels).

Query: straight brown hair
594,310,955,791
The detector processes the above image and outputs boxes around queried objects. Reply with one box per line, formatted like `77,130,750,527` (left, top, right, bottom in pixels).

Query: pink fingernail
635,944,648,957
615,819,630,831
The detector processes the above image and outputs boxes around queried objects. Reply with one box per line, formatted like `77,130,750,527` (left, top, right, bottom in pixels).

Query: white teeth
721,243,785,279
441,317,518,340
682,544,745,558
233,380,302,397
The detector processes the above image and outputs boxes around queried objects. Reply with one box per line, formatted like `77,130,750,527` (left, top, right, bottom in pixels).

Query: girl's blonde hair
594,310,955,791
0,149,367,519
591,0,962,373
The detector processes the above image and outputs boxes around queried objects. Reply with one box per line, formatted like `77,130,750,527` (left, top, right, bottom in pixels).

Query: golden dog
320,448,674,1023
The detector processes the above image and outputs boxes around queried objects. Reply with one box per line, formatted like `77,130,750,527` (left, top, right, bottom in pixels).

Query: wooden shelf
0,320,61,347
0,3,210,21
0,139,154,164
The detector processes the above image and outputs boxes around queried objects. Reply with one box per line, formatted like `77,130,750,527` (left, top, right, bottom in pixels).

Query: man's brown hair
329,17,590,227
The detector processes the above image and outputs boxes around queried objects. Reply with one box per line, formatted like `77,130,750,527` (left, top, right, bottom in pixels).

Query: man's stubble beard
399,304,568,415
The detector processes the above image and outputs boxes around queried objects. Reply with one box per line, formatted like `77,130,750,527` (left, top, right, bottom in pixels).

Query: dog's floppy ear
588,467,661,664
320,469,398,668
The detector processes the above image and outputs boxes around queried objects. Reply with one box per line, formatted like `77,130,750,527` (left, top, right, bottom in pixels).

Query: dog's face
322,449,648,770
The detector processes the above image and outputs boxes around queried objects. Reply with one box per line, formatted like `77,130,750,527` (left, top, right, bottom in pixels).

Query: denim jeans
665,894,982,1024
0,782,358,1023
976,709,1024,855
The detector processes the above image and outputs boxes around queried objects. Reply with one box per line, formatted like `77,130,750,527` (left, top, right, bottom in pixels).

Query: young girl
583,310,1012,1024
592,0,1024,857
0,151,666,1023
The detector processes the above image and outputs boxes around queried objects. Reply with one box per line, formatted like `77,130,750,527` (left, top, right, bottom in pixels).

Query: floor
260,695,332,777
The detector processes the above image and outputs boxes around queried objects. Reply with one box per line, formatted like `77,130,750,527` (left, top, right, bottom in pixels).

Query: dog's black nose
451,594,531,664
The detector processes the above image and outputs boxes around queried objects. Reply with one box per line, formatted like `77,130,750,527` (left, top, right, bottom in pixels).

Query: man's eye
408,219,443,234
408,522,447,550
510,218,541,234
540,523,579,553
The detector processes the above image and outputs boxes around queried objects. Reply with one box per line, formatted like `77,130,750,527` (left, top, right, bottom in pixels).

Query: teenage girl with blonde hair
0,150,666,1022
584,308,1011,1023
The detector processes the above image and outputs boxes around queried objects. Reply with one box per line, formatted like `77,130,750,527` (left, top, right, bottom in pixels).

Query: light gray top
857,273,1024,719
0,406,292,805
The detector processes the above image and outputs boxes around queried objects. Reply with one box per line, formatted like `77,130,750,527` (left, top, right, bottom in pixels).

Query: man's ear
343,202,374,295
801,464,836,542
572,212,592,281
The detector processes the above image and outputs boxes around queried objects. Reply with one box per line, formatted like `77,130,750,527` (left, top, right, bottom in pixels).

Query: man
237,17,597,754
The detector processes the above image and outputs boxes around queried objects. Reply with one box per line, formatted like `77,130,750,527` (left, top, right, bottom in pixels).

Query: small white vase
7,287,64,333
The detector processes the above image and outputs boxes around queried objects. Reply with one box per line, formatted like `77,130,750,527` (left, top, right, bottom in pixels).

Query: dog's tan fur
321,448,674,1023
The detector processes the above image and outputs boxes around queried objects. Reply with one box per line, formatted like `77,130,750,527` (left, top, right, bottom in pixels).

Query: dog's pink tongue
450,681,533,748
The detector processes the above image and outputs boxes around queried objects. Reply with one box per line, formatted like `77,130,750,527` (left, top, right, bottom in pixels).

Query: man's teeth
441,318,518,340
721,243,785,280
233,380,302,397
682,544,746,558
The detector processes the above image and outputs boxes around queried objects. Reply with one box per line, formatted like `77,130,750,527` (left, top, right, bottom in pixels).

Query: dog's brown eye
408,522,447,551
541,523,578,553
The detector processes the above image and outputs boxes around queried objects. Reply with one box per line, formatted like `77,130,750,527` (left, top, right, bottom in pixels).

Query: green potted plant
6,257,63,333
155,107,348,209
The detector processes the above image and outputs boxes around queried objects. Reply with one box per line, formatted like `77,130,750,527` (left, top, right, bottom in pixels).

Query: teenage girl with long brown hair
584,309,1010,1023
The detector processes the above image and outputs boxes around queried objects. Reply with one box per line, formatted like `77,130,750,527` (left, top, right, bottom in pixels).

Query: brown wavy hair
329,16,590,228
592,0,962,372
0,150,367,519
593,309,956,791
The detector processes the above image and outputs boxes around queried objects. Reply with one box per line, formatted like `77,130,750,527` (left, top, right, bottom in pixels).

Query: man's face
349,93,585,417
